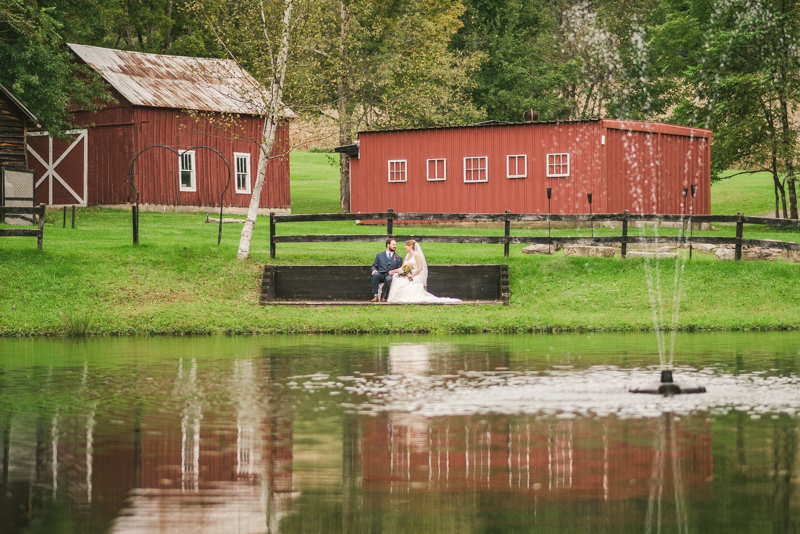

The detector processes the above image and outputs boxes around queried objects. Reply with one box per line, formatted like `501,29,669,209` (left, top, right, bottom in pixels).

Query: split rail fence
0,204,46,249
269,210,800,260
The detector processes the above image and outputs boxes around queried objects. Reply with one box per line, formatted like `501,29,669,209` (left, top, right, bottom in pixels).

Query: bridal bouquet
400,264,413,280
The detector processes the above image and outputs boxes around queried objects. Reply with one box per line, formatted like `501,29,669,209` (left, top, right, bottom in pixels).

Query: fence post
37,204,45,249
387,208,393,236
270,212,276,259
132,204,139,245
62,206,66,228
621,210,628,259
504,210,511,258
71,205,76,229
735,211,744,261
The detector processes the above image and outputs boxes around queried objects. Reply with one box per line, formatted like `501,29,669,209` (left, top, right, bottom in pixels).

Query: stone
781,248,800,262
563,245,615,258
626,251,679,259
715,248,735,261
692,243,716,253
522,244,558,255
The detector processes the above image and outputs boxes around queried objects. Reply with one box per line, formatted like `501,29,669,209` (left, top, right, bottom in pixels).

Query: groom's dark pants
372,272,393,298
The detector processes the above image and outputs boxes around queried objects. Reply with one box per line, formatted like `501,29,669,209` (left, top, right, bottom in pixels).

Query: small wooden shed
26,44,295,214
340,119,711,216
0,82,38,169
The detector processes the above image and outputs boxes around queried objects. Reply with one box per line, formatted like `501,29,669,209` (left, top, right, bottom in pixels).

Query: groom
370,238,403,302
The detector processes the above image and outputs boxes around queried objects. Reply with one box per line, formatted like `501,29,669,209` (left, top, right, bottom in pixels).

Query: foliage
0,0,111,138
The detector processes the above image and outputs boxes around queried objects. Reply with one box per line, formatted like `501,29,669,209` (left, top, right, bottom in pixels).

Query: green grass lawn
1,153,799,336
712,171,781,216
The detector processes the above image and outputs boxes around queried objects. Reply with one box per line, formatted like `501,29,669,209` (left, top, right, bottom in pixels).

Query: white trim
179,150,197,192
463,156,488,183
507,154,527,178
234,152,251,194
388,159,407,182
426,158,446,181
546,153,570,178
26,130,88,205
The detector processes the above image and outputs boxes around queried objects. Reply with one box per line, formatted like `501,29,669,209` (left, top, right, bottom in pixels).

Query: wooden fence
269,209,800,260
0,204,46,249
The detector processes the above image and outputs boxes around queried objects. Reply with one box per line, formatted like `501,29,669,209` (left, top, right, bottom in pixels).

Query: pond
1,333,798,533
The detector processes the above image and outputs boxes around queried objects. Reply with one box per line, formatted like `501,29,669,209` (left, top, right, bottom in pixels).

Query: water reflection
0,333,798,533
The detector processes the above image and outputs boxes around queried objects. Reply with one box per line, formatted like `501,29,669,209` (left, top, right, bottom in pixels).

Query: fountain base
630,370,706,395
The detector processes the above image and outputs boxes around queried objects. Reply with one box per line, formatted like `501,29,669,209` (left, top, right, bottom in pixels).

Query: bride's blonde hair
405,240,416,248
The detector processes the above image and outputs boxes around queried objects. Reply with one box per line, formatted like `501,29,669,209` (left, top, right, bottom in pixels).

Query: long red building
341,119,711,216
26,44,294,214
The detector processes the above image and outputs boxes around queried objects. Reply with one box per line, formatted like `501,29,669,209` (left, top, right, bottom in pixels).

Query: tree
294,0,483,213
0,0,110,138
654,0,800,218
194,0,307,259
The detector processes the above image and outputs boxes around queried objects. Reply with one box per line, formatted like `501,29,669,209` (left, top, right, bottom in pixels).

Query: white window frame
388,159,407,182
463,156,488,183
507,154,527,178
234,152,251,194
179,150,196,192
427,158,446,181
547,153,570,178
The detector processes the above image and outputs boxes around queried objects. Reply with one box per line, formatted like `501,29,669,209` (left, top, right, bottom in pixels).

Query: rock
692,243,716,253
715,248,735,261
656,246,676,253
781,248,800,262
626,251,678,259
563,245,615,258
522,244,559,255
715,247,780,261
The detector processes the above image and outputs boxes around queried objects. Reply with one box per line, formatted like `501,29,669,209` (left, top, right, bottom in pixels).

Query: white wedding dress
386,244,462,304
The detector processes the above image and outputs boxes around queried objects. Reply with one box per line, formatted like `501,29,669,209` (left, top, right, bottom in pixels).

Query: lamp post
587,193,593,238
547,187,552,240
689,185,697,259
681,187,688,242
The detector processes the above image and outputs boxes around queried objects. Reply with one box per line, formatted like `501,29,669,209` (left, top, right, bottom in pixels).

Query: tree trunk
772,158,788,218
337,0,351,213
237,0,294,260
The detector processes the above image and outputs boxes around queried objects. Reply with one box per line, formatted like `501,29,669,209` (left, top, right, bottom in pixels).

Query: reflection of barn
26,44,294,214
340,120,711,217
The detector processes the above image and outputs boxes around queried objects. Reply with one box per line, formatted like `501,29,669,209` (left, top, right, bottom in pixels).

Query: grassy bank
1,153,799,336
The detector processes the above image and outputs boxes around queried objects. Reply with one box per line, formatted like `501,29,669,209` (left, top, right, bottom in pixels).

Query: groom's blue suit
371,249,403,299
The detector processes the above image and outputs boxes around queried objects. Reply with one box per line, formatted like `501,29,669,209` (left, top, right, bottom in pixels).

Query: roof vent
524,110,539,123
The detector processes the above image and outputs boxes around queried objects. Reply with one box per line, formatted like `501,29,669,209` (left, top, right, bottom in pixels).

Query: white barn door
26,129,88,206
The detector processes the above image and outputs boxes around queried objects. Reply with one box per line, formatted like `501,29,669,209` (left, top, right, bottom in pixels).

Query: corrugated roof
0,82,39,125
68,44,297,118
358,118,711,139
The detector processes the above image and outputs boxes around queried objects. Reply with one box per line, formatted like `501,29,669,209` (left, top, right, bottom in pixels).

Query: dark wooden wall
0,91,28,169
261,265,509,304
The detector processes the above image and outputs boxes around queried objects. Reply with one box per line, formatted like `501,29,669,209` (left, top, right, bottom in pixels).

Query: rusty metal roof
68,44,297,118
358,118,711,139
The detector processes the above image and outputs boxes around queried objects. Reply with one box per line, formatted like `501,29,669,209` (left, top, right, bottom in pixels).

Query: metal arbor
128,145,232,245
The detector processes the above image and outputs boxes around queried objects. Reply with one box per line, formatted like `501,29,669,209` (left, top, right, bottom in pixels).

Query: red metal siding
351,120,710,215
131,108,290,209
605,124,711,215
352,122,605,215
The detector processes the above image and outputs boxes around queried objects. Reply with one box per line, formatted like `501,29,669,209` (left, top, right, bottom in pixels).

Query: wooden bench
0,204,46,249
260,265,509,305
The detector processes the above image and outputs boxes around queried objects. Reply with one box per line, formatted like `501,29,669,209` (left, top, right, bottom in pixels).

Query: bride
386,240,462,304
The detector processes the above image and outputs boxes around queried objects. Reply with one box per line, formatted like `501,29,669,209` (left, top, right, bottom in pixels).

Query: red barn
340,119,711,216
26,44,295,214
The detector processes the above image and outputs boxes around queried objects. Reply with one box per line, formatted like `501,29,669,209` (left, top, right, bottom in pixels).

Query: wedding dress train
386,244,461,304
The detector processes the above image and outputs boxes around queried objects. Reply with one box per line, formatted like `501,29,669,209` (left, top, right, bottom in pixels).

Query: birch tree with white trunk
197,0,304,259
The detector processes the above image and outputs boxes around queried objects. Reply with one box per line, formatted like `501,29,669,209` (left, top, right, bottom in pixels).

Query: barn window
179,151,196,192
427,159,446,181
388,160,407,182
234,152,251,194
463,156,488,183
507,155,527,178
547,153,570,177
